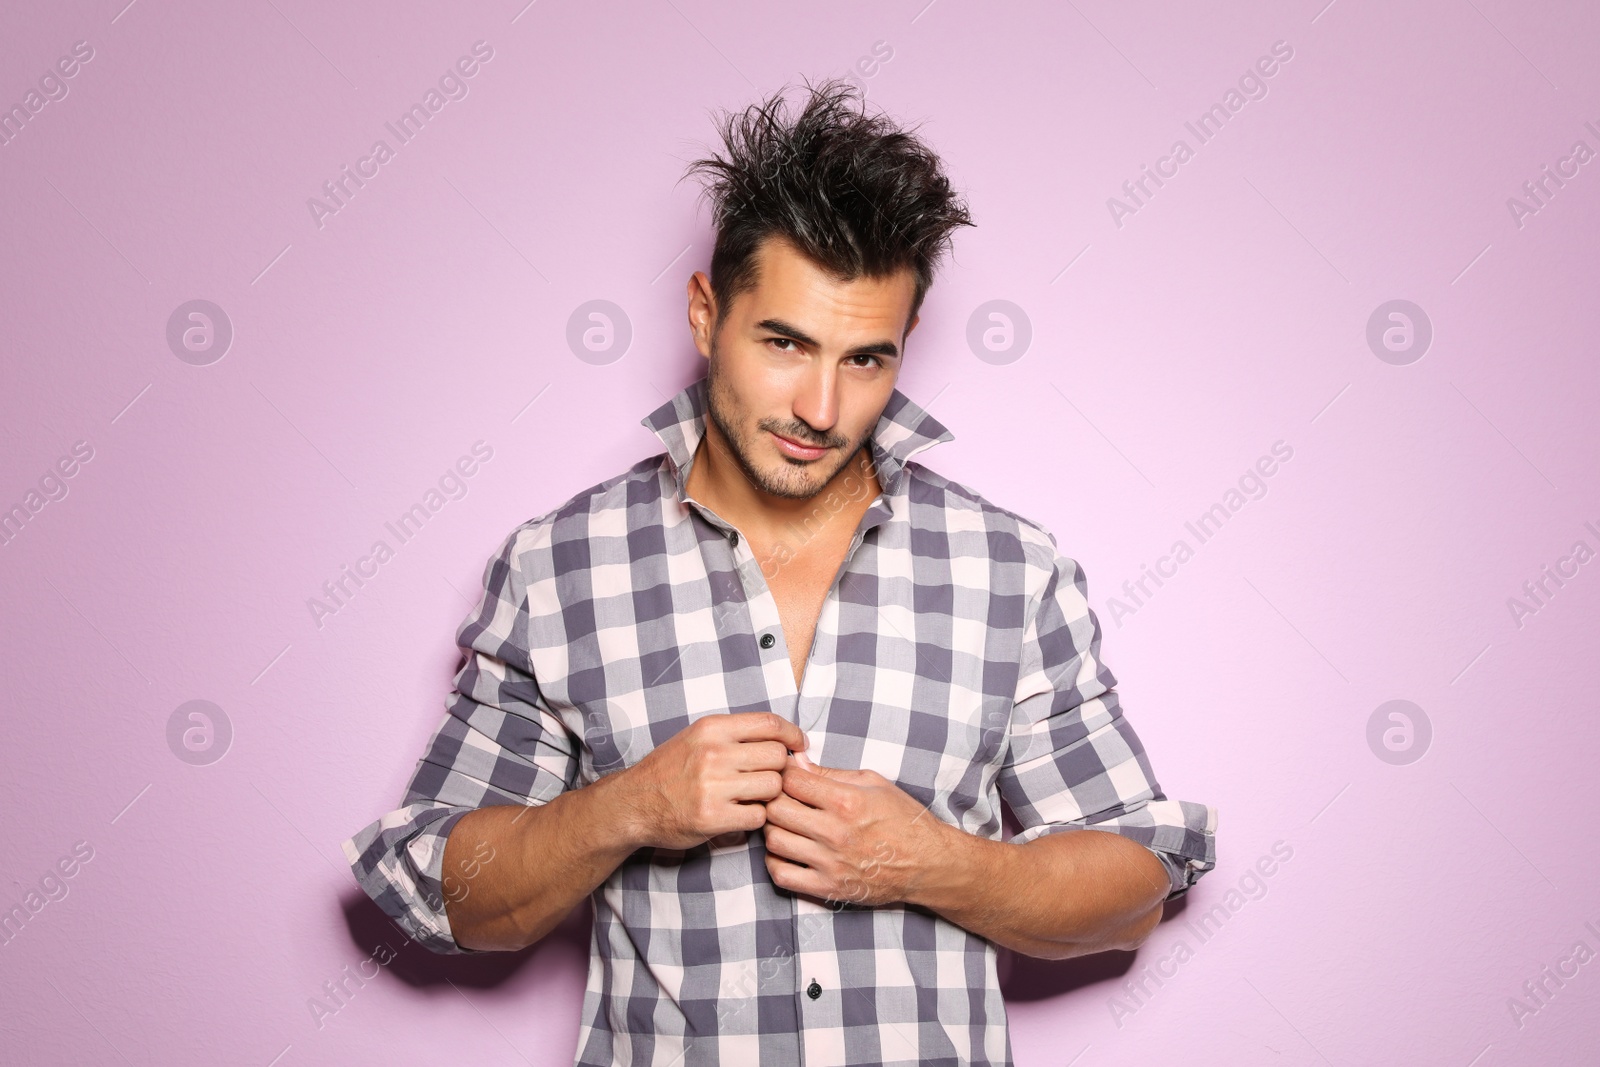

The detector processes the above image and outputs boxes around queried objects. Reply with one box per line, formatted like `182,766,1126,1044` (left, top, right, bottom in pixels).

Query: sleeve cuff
342,804,481,955
1010,798,1218,900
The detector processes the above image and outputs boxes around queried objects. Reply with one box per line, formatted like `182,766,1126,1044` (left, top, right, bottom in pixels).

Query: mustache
760,420,847,449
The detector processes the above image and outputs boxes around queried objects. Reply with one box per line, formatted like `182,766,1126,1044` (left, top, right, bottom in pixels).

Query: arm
910,807,1171,958
340,518,812,953
764,756,1173,960
341,524,581,955
762,535,1216,958
444,710,805,953
344,525,806,954
985,539,1217,945
439,772,644,953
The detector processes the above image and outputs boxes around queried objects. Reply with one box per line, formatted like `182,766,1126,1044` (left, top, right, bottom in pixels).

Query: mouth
770,430,831,461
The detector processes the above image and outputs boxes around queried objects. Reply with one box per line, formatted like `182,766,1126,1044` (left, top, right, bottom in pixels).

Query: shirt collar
641,375,954,503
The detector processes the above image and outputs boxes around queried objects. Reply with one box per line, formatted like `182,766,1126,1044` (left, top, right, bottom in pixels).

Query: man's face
687,235,919,501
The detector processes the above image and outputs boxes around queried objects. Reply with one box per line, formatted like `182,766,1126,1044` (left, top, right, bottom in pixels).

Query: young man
344,78,1216,1067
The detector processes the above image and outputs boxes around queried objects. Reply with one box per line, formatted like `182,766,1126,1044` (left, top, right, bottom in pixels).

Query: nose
791,361,840,439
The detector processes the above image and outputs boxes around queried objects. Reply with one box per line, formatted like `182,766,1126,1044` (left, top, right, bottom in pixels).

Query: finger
723,711,806,751
761,823,828,868
801,761,871,782
729,739,792,772
780,762,853,809
765,852,829,898
763,793,832,837
734,801,768,832
725,769,783,803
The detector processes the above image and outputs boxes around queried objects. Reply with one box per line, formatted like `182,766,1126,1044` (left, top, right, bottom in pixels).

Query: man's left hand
761,753,951,907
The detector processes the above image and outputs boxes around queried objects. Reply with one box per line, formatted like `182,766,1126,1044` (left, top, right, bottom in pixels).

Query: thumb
799,759,865,781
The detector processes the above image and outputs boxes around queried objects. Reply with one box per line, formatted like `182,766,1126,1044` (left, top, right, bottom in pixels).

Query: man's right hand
619,711,806,850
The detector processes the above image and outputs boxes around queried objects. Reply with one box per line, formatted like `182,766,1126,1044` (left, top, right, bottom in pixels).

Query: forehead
733,235,915,333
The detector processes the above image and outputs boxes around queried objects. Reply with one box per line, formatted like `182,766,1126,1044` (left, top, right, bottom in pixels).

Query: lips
771,431,830,460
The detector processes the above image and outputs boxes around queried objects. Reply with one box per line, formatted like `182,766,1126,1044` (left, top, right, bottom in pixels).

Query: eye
768,337,799,353
848,353,882,368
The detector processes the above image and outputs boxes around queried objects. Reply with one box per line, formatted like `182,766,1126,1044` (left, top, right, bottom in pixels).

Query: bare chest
749,525,860,690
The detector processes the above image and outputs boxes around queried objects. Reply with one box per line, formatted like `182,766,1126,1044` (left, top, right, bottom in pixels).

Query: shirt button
728,530,739,546
806,979,822,1000
759,633,775,649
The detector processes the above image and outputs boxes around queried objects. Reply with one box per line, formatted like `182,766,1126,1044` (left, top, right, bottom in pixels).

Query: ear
687,271,716,360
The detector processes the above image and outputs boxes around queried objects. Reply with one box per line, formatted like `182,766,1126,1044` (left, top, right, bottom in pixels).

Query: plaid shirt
343,376,1217,1066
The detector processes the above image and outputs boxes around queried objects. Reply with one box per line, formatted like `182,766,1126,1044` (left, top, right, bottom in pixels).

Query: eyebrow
755,318,902,360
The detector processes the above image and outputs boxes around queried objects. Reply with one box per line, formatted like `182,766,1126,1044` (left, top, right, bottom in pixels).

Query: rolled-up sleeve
997,530,1217,900
341,522,579,953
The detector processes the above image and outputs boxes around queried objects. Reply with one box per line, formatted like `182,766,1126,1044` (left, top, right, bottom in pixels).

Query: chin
758,462,833,500
765,477,829,500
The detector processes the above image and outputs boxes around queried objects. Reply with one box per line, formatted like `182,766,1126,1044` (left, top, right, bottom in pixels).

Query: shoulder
903,460,1062,555
902,461,1067,581
483,453,670,569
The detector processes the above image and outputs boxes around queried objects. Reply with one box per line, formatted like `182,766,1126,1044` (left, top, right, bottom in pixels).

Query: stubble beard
704,343,864,501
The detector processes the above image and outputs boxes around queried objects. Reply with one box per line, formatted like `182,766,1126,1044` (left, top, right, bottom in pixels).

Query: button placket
793,896,846,1061
718,518,800,719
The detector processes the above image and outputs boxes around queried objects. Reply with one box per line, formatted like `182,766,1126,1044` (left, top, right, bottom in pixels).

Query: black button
806,979,822,1000
759,633,775,649
728,530,739,546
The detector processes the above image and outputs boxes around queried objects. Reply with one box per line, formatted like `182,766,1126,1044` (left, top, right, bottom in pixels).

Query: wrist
593,762,656,853
904,817,989,911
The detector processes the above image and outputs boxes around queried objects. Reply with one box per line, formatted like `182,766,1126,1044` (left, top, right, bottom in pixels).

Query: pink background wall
4,0,1598,1063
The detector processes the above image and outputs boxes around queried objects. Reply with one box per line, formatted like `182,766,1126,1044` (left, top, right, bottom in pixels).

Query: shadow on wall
1000,894,1190,1002
995,795,1193,1002
338,888,590,989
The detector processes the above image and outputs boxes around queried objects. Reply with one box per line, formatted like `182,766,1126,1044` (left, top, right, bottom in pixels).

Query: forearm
441,769,646,952
909,824,1171,960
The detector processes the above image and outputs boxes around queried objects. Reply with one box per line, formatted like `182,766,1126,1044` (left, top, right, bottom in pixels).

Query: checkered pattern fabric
343,376,1217,1066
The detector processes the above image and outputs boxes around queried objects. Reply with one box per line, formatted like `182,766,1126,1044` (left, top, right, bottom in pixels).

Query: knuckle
693,795,718,829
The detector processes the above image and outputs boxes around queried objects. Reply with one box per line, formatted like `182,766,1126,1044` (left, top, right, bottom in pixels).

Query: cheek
708,360,756,429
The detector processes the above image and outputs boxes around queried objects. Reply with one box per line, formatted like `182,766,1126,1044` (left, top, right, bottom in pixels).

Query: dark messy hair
681,76,974,338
